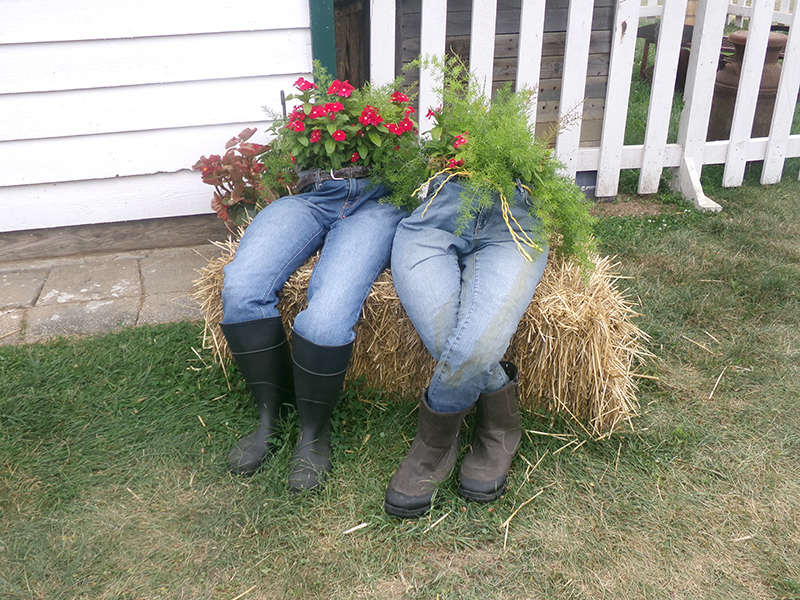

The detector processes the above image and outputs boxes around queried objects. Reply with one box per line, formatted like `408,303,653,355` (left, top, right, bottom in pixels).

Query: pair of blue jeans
391,177,549,413
221,176,408,347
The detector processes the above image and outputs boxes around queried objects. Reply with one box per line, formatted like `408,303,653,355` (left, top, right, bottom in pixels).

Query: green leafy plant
192,128,295,228
412,56,597,265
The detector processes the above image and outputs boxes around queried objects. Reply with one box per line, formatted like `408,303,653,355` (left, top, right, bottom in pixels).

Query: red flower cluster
390,91,410,103
447,158,465,169
359,105,384,126
295,77,318,91
279,73,417,171
426,107,442,120
453,133,468,149
386,116,415,136
327,79,355,98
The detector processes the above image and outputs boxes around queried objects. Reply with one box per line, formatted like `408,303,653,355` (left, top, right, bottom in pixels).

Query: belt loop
315,169,322,186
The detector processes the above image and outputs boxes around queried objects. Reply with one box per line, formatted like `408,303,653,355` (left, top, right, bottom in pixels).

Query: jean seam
339,178,358,219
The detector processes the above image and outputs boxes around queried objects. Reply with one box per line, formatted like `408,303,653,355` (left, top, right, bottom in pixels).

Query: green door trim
308,0,337,77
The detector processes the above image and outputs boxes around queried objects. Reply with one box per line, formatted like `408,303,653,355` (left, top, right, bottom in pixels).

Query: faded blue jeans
221,176,408,347
391,177,549,413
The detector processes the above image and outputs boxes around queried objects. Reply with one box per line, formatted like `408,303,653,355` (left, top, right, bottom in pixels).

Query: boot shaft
291,330,353,412
220,317,294,398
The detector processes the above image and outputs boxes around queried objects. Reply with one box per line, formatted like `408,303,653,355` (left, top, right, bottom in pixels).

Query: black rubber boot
288,331,353,493
458,362,522,502
220,318,294,476
384,391,470,519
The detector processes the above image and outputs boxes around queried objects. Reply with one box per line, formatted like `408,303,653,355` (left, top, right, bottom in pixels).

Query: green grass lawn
3,43,800,598
2,171,799,599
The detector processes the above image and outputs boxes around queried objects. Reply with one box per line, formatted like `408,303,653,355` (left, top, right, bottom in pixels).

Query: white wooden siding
0,0,311,232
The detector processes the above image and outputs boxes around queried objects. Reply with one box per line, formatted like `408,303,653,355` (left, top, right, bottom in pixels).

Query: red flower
350,152,360,162
385,116,414,136
447,158,465,169
453,132,468,149
358,105,384,126
288,106,306,121
332,129,347,141
291,156,296,164
287,120,306,132
325,101,345,113
390,91,410,103
426,107,441,119
404,106,416,116
310,130,322,143
309,105,328,119
327,79,355,98
294,77,318,91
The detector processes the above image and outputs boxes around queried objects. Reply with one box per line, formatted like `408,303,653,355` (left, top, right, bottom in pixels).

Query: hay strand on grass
193,236,652,436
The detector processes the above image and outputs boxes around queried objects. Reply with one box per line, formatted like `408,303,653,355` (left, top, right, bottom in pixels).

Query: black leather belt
294,166,371,194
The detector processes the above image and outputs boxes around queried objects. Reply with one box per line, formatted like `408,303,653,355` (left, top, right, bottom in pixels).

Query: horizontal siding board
1,124,277,187
0,30,312,94
1,76,301,142
0,0,309,44
0,172,213,232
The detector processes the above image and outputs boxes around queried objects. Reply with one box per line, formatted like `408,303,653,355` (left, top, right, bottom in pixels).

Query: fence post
762,5,800,184
638,0,689,194
554,0,594,178
722,0,777,187
671,0,726,211
517,0,547,130
596,0,641,197
418,0,448,134
469,0,498,97
370,0,397,86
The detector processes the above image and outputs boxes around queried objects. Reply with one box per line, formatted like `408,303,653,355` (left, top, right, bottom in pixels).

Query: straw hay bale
194,235,651,436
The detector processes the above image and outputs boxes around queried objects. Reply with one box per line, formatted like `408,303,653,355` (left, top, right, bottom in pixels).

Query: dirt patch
590,194,673,218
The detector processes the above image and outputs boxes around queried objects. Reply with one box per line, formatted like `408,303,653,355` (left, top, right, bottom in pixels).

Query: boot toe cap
384,488,433,518
457,474,507,502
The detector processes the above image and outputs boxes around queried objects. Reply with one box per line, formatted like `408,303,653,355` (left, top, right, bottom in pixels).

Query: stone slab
0,309,24,346
140,245,221,295
38,258,141,306
1,268,47,309
25,297,140,343
139,292,203,325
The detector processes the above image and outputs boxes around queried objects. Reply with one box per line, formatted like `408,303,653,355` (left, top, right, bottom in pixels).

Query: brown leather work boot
384,391,470,518
458,362,522,502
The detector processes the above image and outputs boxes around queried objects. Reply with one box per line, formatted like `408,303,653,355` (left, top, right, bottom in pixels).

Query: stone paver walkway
0,244,223,346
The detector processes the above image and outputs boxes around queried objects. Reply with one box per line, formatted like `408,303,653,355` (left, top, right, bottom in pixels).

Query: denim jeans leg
391,216,463,361
392,179,548,413
294,186,408,347
221,195,329,324
425,237,548,412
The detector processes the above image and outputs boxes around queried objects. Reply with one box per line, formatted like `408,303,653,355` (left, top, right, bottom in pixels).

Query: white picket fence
370,0,800,211
729,0,794,27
